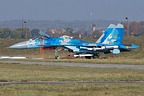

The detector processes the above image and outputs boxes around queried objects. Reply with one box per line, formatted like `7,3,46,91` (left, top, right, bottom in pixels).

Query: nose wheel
55,48,61,59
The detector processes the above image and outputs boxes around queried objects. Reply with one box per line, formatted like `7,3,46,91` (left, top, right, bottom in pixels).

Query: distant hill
0,20,119,31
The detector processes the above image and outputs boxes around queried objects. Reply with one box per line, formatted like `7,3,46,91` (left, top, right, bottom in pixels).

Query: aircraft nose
9,41,28,49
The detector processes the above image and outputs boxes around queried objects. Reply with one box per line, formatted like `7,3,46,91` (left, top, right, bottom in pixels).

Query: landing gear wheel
93,53,100,59
85,56,92,59
55,56,60,59
54,48,61,59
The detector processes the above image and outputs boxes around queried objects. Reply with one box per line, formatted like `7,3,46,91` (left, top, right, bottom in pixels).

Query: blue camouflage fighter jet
9,23,139,59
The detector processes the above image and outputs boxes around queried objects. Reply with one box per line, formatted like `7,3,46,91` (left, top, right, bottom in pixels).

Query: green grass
0,62,144,82
0,84,144,96
35,58,144,65
0,61,144,96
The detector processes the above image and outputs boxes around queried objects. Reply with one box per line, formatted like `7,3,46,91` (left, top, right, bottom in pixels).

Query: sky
0,0,144,21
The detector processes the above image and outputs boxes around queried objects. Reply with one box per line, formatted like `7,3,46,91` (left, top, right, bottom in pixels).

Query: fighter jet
9,24,139,59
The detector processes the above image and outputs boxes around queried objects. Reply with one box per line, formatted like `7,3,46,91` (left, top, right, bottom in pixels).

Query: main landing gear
85,53,100,59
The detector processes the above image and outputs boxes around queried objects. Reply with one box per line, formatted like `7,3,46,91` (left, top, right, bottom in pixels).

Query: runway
0,81,144,85
0,60,144,70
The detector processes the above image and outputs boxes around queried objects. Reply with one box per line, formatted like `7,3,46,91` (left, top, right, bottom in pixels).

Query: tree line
123,21,144,36
0,28,29,38
0,21,144,39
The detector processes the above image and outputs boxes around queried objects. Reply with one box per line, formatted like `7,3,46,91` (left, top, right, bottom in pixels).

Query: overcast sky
0,0,143,21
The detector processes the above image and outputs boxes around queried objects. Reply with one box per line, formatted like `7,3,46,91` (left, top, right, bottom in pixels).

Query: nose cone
9,41,28,49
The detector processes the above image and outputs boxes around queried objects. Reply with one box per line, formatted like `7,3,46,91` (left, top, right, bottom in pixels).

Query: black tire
85,56,92,59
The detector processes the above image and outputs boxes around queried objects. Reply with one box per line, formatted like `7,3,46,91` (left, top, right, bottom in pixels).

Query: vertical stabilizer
96,24,116,43
102,24,124,45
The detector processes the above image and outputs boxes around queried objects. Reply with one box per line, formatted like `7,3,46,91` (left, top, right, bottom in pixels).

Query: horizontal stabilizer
131,44,139,48
120,44,139,49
